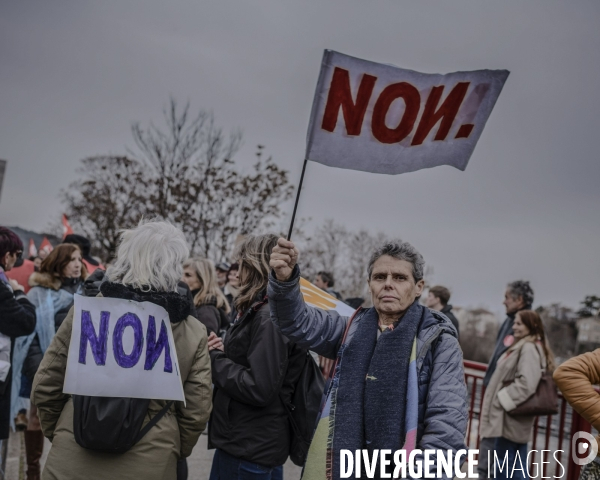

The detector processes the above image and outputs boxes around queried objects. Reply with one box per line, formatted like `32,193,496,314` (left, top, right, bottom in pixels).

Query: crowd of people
0,222,598,480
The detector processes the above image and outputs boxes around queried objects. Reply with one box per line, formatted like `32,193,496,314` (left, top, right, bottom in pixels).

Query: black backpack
72,396,173,453
282,352,325,467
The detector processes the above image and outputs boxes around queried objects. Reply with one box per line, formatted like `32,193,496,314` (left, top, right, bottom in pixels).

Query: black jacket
195,303,230,336
208,299,305,467
0,281,37,439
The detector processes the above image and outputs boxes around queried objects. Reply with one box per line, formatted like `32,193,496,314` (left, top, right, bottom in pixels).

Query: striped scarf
303,302,424,480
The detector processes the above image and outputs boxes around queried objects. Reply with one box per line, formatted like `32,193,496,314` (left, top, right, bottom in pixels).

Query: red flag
62,214,74,239
39,237,53,254
28,238,37,258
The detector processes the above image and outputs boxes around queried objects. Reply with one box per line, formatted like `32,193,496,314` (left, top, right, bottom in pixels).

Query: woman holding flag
268,237,467,479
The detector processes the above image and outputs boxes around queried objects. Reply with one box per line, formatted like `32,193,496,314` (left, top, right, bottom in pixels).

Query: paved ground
7,431,303,480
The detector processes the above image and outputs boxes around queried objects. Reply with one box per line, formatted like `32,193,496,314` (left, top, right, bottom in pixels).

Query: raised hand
270,237,299,282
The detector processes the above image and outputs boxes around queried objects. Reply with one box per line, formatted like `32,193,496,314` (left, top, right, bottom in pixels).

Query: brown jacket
554,349,600,451
31,306,212,480
480,336,546,443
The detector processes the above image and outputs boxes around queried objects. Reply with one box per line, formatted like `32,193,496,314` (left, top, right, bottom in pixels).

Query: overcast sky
1,1,599,313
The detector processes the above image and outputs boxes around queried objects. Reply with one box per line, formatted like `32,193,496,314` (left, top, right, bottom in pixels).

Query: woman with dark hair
479,310,555,480
207,234,305,480
12,243,88,480
182,257,231,336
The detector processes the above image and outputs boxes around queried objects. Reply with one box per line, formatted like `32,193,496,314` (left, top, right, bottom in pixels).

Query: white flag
306,50,509,175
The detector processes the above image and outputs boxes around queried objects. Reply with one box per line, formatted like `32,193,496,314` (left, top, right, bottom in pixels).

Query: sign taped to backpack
64,295,185,402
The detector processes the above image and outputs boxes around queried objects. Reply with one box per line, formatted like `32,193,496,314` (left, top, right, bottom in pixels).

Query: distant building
576,316,600,354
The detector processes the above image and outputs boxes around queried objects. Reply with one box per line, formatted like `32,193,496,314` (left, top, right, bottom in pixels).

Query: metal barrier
464,359,591,480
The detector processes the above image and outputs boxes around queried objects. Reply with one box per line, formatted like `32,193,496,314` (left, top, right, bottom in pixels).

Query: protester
478,280,534,479
63,233,105,273
215,262,229,290
0,228,36,441
208,234,305,480
554,350,600,480
31,220,212,480
182,257,231,336
313,270,342,300
223,262,240,323
479,310,555,480
10,243,87,480
269,238,467,479
425,285,460,336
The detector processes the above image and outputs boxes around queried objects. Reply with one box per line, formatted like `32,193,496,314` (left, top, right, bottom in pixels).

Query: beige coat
32,307,212,480
479,336,546,444
554,349,600,452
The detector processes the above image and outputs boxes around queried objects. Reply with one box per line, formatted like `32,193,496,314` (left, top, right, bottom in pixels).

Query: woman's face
512,313,531,340
182,266,202,291
63,249,82,279
228,268,239,288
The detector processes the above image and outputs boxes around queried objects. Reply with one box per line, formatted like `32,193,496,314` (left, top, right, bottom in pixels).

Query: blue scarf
303,300,425,479
10,286,75,428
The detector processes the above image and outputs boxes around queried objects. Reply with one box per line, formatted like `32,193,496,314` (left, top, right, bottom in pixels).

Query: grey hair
367,240,425,282
507,280,534,307
106,220,190,292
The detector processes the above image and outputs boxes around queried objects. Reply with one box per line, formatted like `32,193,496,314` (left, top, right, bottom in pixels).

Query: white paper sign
306,50,509,175
64,295,185,402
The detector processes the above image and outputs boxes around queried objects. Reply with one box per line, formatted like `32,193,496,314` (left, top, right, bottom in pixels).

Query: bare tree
295,219,388,301
62,156,151,261
63,99,293,262
340,229,388,299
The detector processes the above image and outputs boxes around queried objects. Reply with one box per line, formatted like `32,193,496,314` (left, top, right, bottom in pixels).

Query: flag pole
287,159,308,241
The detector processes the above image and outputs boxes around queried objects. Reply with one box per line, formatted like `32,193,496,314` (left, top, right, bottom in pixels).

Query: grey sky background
1,1,599,314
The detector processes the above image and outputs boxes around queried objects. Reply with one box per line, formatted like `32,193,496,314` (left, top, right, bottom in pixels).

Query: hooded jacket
267,267,468,478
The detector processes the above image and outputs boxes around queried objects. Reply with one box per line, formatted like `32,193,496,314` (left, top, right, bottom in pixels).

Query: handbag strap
134,400,174,444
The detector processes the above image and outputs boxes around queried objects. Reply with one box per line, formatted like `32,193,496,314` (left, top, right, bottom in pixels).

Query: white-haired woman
31,221,212,480
182,258,231,336
207,234,306,480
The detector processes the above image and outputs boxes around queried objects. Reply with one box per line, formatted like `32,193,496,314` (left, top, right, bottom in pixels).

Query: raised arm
268,237,348,359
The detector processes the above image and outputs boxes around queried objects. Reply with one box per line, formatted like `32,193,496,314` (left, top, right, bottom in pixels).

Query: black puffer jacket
208,298,305,467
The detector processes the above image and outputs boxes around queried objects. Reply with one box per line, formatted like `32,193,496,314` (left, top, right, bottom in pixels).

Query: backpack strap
134,400,174,444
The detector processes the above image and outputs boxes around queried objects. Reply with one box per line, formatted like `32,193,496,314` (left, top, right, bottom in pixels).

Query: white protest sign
64,295,185,402
306,50,509,175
